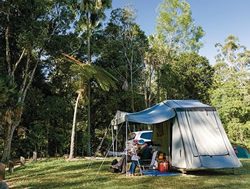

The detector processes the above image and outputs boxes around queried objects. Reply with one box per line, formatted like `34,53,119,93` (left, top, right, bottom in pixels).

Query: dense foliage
160,53,213,103
210,35,250,148
0,0,249,161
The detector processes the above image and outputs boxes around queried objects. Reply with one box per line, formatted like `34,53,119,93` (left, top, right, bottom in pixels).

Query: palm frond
62,53,117,91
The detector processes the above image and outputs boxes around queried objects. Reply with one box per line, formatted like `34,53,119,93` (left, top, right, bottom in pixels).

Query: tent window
178,112,199,157
187,111,229,156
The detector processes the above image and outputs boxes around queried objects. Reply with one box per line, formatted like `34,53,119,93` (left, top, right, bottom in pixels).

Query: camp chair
140,151,158,170
149,151,158,169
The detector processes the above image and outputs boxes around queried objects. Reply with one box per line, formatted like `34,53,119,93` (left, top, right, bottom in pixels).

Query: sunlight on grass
5,158,250,189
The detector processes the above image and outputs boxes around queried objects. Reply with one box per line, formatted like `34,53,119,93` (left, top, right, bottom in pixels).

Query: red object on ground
158,161,168,172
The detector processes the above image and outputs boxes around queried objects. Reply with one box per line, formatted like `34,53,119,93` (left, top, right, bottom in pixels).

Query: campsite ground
5,158,250,189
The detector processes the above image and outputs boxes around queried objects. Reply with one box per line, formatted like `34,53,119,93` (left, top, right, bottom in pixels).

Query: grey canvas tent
111,100,241,170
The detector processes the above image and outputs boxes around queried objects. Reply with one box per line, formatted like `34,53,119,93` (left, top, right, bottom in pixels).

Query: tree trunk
148,65,153,107
130,63,135,112
1,121,18,162
87,82,91,156
144,76,148,108
5,12,11,75
2,7,41,162
1,62,37,162
87,12,92,156
157,69,161,103
69,92,81,159
130,50,135,112
2,49,38,162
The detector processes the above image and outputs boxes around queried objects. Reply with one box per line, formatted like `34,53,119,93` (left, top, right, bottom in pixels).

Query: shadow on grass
14,172,114,189
7,158,250,189
8,159,114,185
186,159,250,177
59,161,103,172
186,169,235,176
17,180,89,189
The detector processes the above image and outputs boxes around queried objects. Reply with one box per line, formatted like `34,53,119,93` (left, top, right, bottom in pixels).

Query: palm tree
78,0,112,155
69,89,84,160
63,53,116,159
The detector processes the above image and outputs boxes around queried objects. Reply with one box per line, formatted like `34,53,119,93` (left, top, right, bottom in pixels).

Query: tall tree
157,0,204,53
144,0,205,102
215,35,250,70
0,0,76,162
160,53,213,102
63,54,116,159
144,35,169,104
211,35,250,148
108,8,148,111
77,0,112,155
69,89,85,159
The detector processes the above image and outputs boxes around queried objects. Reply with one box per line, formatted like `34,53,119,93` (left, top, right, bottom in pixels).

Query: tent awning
111,102,176,125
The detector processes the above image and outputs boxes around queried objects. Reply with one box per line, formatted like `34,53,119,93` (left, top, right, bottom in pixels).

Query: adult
129,140,152,176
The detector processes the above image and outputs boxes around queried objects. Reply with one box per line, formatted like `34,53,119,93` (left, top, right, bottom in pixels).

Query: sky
108,0,250,65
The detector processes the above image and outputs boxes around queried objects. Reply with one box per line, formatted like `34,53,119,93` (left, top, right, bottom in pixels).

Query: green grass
5,158,250,189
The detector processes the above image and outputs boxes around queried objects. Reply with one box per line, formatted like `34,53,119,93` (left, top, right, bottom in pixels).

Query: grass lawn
5,158,250,189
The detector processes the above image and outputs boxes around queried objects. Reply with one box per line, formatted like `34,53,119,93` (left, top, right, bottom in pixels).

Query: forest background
0,0,249,162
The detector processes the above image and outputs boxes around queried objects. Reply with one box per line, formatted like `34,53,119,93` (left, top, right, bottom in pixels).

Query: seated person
111,143,135,173
111,155,127,173
138,142,152,162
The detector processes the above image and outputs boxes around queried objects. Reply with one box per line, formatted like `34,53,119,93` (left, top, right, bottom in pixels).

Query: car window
128,132,136,140
140,132,152,140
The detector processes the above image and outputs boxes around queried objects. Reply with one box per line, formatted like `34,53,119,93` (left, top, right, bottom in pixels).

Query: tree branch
5,24,11,75
12,49,26,78
21,61,38,104
19,52,31,98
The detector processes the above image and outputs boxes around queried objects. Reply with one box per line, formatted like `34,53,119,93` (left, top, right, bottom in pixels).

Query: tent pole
116,128,118,157
125,120,128,176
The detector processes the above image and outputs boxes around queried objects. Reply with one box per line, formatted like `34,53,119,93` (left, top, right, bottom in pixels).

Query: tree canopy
0,0,248,160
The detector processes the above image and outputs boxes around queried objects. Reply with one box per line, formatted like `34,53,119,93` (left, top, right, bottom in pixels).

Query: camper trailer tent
112,100,242,171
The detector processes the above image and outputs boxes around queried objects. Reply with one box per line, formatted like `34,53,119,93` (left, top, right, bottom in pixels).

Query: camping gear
110,159,120,173
158,161,169,172
142,170,181,176
235,145,250,158
111,100,242,171
149,151,158,169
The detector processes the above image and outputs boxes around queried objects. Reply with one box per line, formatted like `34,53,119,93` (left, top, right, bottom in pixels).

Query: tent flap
111,100,212,125
111,111,128,125
112,102,176,125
